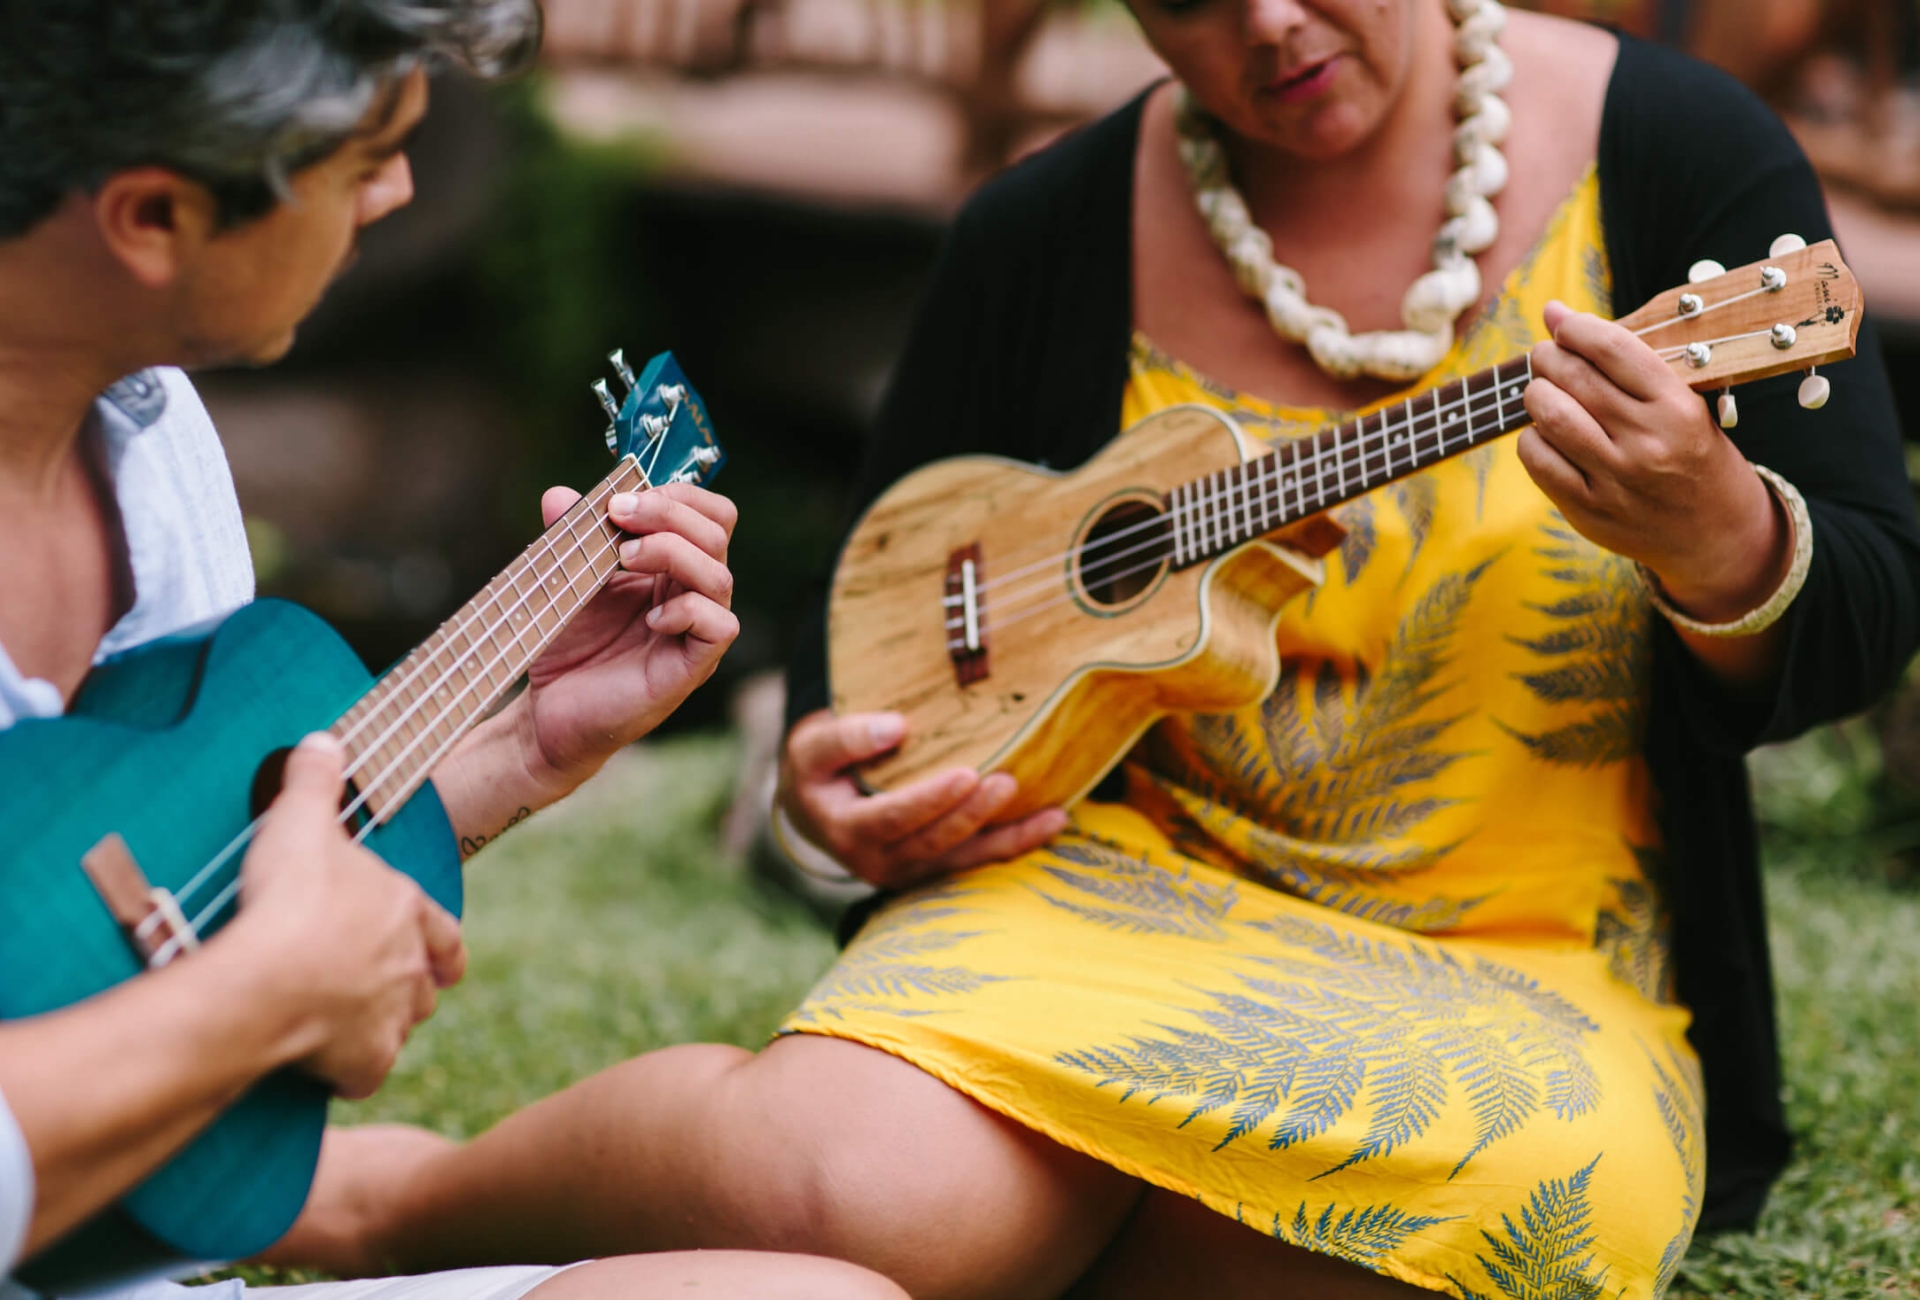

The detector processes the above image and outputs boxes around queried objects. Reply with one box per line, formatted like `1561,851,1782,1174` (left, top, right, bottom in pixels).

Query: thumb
276,732,347,814
541,486,583,529
1542,298,1575,338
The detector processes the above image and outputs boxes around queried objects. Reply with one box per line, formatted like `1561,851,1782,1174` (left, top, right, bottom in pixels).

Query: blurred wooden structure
542,0,1160,200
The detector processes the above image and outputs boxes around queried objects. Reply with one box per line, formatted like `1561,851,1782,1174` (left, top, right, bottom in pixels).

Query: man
0,3,902,1298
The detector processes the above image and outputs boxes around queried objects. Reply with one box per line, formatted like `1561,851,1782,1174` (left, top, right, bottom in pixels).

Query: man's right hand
231,733,466,1100
777,710,1068,890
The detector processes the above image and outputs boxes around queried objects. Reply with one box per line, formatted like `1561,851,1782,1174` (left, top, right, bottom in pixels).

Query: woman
278,3,1920,1297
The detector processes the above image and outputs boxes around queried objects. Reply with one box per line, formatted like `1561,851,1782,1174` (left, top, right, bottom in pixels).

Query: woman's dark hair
0,0,542,238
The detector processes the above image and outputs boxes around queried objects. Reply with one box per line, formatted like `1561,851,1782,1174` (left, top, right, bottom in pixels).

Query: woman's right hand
779,710,1069,889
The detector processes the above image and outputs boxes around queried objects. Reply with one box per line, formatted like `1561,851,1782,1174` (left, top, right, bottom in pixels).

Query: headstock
591,350,727,488
1620,235,1862,427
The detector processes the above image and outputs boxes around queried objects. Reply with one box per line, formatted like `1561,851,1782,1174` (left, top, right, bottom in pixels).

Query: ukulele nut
1771,323,1798,350
1685,342,1712,368
1677,293,1703,317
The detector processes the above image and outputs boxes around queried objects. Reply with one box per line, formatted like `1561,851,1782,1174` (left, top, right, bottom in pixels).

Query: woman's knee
710,1035,1140,1300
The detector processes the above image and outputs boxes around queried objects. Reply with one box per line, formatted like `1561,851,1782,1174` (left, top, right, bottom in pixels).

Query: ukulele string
1647,325,1782,361
1630,281,1782,340
332,470,633,788
951,367,1533,613
151,475,659,962
946,379,1515,633
960,401,1504,643
336,518,636,843
156,518,637,965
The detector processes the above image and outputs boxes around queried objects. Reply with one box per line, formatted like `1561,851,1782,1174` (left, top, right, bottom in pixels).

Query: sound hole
251,745,369,832
1076,498,1170,610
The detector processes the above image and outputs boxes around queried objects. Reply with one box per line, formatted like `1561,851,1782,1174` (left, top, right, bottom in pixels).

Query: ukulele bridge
944,543,990,686
82,834,201,969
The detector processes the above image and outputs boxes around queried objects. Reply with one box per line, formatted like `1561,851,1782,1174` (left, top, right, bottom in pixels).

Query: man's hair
0,1,542,239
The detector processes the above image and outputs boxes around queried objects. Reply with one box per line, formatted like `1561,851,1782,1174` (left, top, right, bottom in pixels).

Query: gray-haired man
0,4,902,1298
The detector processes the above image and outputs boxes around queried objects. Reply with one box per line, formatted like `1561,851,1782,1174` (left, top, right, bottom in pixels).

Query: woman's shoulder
1600,35,1805,185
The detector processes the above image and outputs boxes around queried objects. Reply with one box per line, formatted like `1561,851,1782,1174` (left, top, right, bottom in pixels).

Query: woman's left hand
1519,300,1791,623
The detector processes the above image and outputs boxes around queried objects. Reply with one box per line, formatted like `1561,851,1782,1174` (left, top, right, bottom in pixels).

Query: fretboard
1167,356,1534,567
330,455,648,822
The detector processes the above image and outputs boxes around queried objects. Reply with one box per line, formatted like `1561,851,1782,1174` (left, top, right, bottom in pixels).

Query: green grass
234,730,1920,1296
341,735,835,1136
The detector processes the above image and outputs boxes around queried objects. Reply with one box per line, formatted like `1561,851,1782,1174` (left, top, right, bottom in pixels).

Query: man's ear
90,168,221,290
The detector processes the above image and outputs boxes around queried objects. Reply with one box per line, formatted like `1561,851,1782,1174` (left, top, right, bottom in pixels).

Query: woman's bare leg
1066,1188,1432,1300
523,1253,908,1300
276,1035,1143,1300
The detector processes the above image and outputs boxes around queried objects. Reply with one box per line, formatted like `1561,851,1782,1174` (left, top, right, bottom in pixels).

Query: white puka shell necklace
1175,0,1512,382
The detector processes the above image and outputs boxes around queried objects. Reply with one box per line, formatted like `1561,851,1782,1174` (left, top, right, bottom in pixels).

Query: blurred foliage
475,80,671,521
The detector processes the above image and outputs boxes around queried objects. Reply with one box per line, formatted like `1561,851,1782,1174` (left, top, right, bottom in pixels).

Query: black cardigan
785,35,1920,1231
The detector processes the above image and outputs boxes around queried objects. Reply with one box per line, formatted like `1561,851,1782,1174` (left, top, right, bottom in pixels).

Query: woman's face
1132,0,1422,161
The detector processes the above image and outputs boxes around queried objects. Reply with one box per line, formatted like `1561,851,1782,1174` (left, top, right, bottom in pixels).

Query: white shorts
111,1266,578,1300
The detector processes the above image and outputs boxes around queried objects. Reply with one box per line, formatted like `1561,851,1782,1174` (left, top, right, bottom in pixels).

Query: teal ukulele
3,352,724,1293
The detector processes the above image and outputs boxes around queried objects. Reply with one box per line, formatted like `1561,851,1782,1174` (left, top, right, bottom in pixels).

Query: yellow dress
784,169,1706,1299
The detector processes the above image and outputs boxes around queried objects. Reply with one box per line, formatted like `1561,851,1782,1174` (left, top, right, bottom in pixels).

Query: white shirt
0,368,255,1279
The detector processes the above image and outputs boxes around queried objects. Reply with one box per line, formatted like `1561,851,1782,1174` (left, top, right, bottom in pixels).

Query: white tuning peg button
1717,390,1739,430
1770,233,1808,258
1688,259,1727,285
1799,370,1831,410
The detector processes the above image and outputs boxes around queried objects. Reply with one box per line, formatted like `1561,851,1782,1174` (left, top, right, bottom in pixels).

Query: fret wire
1243,459,1257,543
1207,470,1222,557
1214,468,1227,555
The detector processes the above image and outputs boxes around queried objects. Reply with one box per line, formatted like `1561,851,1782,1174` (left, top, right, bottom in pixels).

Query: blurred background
206,0,1920,858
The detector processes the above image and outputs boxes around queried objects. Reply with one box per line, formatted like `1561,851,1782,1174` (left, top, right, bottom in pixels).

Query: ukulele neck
1166,356,1535,568
329,455,649,822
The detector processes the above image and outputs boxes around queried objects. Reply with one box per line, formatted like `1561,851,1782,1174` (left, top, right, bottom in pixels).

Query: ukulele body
829,404,1344,820
0,599,460,1292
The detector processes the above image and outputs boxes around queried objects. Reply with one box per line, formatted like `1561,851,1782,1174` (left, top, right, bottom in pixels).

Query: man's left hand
517,482,739,797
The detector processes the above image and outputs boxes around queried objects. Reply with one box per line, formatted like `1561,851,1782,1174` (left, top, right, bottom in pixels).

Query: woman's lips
1270,57,1339,105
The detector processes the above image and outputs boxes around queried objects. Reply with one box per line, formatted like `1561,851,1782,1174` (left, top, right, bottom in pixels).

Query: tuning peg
1770,233,1808,258
608,348,637,392
1717,388,1738,430
1688,259,1726,284
1771,323,1798,350
603,425,619,454
591,378,620,421
1799,367,1831,410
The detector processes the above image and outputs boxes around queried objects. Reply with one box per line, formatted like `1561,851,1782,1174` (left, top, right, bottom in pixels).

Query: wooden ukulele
829,240,1861,820
2,351,722,1293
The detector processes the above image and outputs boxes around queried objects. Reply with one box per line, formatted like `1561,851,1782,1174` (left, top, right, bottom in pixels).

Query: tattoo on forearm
461,806,532,859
